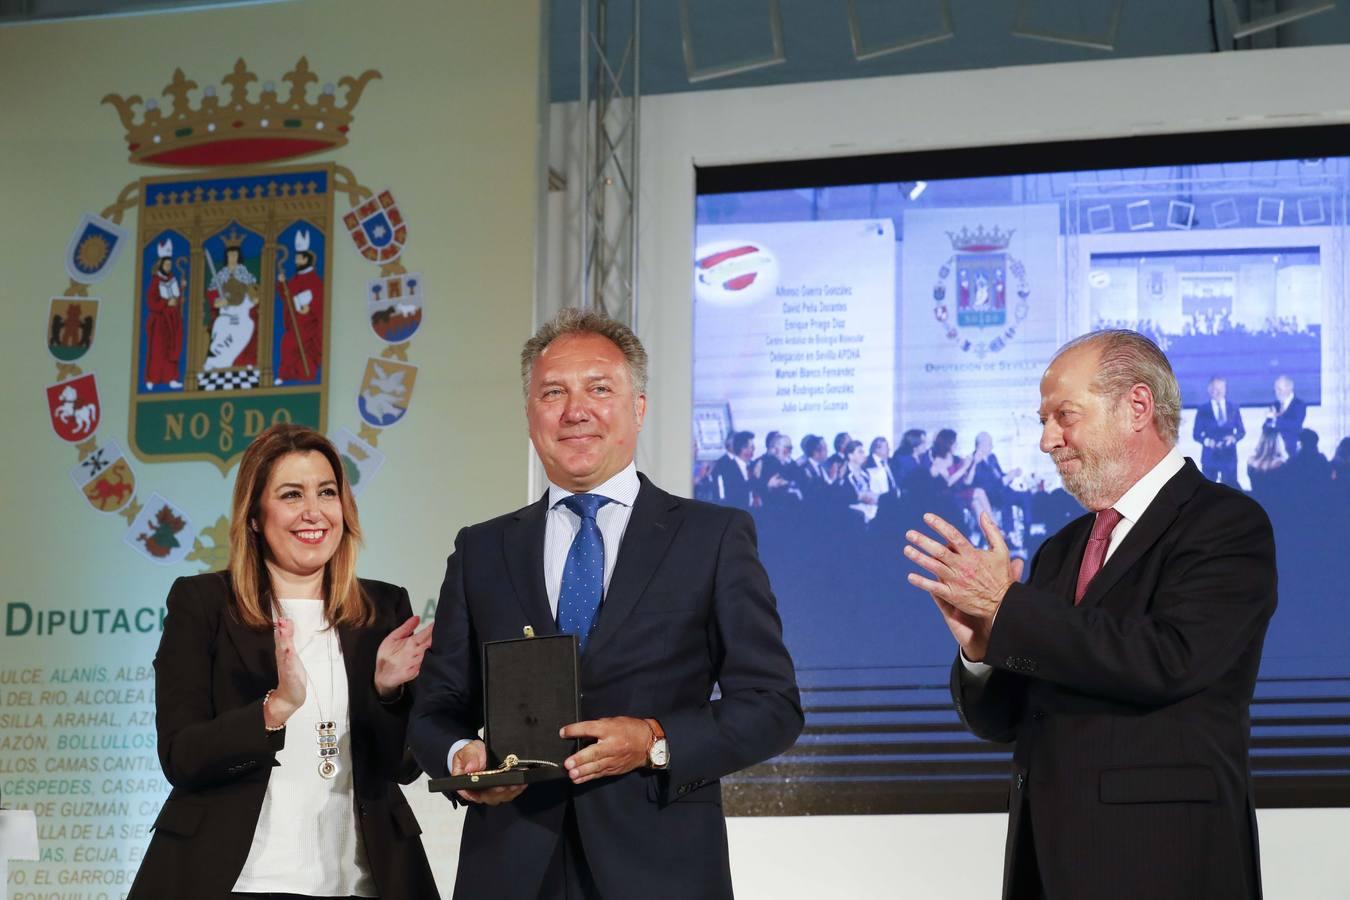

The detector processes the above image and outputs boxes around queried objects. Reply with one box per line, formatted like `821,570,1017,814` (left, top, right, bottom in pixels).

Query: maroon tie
1075,508,1123,605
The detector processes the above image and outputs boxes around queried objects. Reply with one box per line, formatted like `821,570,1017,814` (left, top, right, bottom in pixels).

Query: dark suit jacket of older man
1266,396,1307,458
951,460,1276,900
410,474,803,900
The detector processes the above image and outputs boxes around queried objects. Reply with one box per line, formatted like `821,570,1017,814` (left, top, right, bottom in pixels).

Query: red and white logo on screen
694,240,779,305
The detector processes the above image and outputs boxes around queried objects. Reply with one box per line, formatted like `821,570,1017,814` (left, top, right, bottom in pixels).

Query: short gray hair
520,307,649,397
1053,329,1181,445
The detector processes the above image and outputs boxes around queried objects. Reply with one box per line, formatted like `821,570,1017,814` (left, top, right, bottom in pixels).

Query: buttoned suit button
1016,773,1026,790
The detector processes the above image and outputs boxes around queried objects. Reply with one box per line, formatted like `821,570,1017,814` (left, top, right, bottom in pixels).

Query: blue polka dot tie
557,493,612,653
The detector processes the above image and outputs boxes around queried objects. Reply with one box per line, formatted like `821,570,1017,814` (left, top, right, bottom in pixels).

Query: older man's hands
904,511,1024,662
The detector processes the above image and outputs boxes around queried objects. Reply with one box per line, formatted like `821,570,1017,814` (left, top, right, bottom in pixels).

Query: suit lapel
503,492,557,635
585,474,682,659
1078,460,1202,609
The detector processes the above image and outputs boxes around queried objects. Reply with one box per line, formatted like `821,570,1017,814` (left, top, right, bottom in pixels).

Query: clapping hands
374,615,433,699
265,616,307,728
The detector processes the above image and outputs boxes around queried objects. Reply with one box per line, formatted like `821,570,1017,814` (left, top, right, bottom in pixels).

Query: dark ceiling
4,0,1348,103
547,0,1350,101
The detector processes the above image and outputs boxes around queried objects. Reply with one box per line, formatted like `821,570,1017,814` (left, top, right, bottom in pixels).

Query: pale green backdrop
0,0,540,894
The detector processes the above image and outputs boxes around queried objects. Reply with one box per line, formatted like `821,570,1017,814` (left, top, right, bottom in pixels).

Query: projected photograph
1087,249,1323,410
693,132,1350,815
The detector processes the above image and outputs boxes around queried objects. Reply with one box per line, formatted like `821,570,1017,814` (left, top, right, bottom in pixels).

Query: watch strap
644,717,668,768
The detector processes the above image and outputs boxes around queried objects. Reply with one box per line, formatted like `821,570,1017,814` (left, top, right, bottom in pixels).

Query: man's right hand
452,739,527,806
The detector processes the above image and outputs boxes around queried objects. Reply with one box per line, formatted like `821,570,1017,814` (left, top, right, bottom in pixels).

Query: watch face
650,739,669,767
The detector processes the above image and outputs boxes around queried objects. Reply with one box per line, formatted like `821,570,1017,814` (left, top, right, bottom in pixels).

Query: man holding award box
410,308,803,899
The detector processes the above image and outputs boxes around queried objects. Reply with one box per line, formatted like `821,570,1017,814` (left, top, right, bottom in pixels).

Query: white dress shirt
448,463,641,769
869,455,893,494
961,447,1186,681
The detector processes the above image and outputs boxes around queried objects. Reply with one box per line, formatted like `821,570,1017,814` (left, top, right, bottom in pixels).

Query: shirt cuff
959,649,994,683
448,738,473,774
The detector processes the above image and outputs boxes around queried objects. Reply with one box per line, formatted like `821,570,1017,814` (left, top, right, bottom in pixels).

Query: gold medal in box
429,631,580,792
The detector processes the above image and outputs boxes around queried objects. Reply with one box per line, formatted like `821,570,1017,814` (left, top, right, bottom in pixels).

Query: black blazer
128,572,438,899
410,474,803,900
952,460,1276,900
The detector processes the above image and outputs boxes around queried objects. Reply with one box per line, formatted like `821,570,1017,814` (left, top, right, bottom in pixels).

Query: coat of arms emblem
366,273,424,343
46,373,102,443
65,213,127,284
100,58,381,470
45,56,422,566
70,441,137,514
47,298,99,362
931,225,1031,358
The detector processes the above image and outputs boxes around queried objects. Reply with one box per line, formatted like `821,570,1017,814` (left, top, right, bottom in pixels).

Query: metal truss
579,0,640,328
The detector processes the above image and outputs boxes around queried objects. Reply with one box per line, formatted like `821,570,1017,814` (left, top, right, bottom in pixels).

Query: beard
1052,418,1133,509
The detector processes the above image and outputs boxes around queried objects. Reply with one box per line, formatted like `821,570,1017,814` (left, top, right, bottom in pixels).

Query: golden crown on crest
102,57,381,168
945,225,1014,252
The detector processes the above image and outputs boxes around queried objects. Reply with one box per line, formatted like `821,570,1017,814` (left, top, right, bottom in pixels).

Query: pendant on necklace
316,720,338,779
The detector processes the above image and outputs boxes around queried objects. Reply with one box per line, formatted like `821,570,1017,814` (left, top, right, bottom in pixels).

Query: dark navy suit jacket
410,474,803,900
1193,400,1246,470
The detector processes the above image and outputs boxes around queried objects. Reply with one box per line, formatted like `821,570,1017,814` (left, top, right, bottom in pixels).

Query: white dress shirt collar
1111,446,1185,528
548,461,640,510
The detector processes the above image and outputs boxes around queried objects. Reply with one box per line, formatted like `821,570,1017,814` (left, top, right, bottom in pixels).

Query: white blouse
232,598,377,897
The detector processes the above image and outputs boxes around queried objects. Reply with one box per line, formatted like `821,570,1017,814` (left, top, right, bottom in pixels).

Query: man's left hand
560,716,652,784
905,511,1020,623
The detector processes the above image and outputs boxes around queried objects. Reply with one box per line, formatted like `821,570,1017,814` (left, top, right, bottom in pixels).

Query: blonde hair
520,307,648,397
1248,428,1288,472
1055,330,1182,445
227,424,372,629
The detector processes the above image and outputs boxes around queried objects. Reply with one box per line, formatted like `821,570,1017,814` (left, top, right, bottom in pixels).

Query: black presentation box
428,633,579,792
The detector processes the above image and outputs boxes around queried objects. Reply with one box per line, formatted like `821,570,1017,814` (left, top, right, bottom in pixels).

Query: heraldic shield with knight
130,165,335,467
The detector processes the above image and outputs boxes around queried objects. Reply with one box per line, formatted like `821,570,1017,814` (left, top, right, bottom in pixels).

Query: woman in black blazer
129,424,438,899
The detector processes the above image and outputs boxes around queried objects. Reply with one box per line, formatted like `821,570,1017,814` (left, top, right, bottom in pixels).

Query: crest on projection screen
930,225,1030,358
